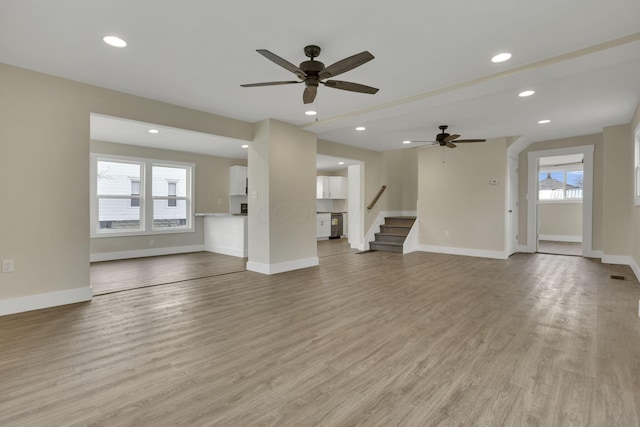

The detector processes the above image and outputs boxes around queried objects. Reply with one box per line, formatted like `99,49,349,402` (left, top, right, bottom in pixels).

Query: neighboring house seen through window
91,154,194,237
538,168,583,201
130,179,140,207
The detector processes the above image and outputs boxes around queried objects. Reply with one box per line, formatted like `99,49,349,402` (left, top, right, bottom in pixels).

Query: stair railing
367,185,386,210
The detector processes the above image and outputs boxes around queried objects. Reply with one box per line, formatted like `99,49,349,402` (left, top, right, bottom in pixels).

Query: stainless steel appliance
330,213,343,239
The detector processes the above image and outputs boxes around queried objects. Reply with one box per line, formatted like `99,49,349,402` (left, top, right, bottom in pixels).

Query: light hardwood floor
2,249,640,426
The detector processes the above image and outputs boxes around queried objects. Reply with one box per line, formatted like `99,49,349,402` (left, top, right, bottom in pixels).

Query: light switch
251,191,257,199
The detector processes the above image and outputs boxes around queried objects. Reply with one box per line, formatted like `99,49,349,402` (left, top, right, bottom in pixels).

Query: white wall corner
90,244,205,262
418,244,508,260
247,257,319,275
0,286,93,317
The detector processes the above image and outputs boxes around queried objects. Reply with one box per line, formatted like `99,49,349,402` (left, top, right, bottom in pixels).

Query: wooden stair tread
385,216,416,220
376,232,409,237
371,241,403,246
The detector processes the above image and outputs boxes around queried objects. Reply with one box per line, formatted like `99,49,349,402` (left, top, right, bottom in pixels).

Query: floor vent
611,275,626,280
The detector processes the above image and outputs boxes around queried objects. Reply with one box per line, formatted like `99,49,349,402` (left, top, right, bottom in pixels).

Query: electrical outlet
2,259,15,273
444,230,449,237
149,239,155,247
217,198,222,205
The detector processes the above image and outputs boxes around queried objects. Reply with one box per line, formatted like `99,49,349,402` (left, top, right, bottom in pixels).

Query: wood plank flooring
2,249,640,426
90,251,246,295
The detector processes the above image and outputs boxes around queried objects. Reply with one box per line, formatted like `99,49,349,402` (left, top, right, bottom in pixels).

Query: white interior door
506,156,518,256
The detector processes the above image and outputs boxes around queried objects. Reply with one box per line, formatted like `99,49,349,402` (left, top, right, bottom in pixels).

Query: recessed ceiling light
338,161,345,165
305,110,317,116
241,144,249,148
538,119,551,124
519,90,535,97
491,52,512,63
148,129,159,134
402,140,412,144
355,126,366,131
103,36,127,48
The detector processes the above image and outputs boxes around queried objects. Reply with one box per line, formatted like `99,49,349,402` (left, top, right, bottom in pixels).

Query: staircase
369,216,416,253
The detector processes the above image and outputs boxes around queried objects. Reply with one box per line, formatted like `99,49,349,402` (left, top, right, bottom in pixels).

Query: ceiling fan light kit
241,45,379,104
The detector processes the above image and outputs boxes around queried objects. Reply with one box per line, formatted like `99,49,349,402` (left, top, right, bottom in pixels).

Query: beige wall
89,140,246,255
538,203,583,237
518,133,603,249
382,149,419,212
0,64,252,300
417,138,507,252
602,124,633,256
248,119,317,266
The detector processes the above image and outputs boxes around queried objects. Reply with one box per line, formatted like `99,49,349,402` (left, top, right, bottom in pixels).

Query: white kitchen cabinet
316,213,331,239
230,166,247,196
316,176,347,199
329,176,347,199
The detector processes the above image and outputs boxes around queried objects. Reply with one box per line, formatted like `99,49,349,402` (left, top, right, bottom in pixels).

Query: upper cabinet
230,166,247,196
316,175,347,199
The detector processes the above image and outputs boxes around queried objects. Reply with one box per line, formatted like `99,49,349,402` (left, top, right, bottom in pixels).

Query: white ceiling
2,0,640,154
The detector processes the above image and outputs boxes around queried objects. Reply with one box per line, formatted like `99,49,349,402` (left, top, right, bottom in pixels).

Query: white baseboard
418,244,508,260
0,286,93,317
539,234,582,243
247,257,319,275
204,245,246,258
517,245,533,253
601,254,634,265
90,244,205,262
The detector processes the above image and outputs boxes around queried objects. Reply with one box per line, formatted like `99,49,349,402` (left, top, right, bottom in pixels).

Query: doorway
527,145,594,257
536,154,584,256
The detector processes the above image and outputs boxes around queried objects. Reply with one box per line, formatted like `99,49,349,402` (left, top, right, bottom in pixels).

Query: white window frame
635,125,640,206
90,154,195,238
538,165,584,204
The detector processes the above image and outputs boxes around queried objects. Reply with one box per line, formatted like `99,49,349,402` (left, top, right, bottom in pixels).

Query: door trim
527,145,594,256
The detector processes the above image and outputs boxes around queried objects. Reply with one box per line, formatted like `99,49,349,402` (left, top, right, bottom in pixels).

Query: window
167,182,177,207
538,168,583,201
152,166,188,229
91,154,194,237
130,180,140,207
95,160,143,231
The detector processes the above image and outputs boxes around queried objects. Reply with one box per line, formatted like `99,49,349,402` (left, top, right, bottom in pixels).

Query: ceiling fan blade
256,49,307,78
319,51,374,79
444,134,460,142
446,142,457,148
322,80,379,94
303,86,317,104
455,139,486,143
408,140,436,143
241,80,302,87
